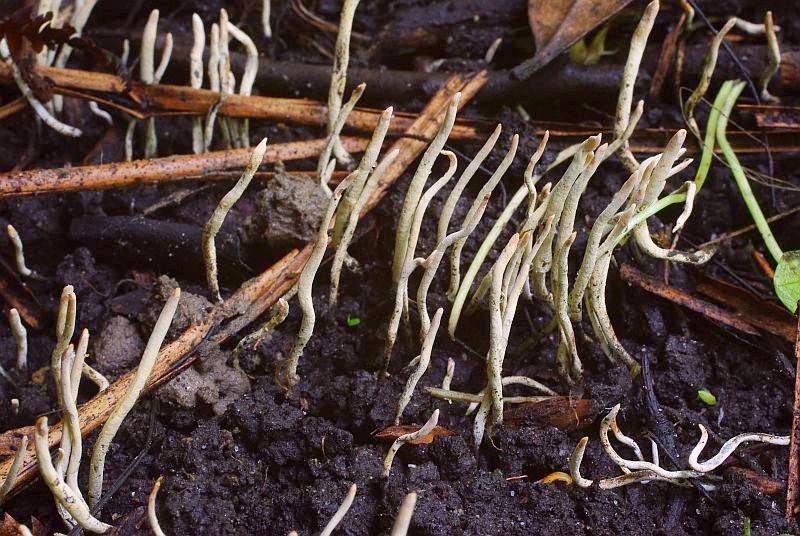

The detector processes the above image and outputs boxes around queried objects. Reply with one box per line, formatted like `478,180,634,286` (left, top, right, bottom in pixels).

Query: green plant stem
716,80,783,263
694,80,734,191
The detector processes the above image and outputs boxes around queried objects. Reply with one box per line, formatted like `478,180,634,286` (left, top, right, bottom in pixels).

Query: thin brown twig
786,311,800,526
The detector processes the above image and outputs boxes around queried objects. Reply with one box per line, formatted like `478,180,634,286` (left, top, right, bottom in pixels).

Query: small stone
93,316,145,375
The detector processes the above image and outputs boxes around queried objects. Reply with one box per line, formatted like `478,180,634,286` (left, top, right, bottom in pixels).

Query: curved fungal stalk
438,124,502,247
284,175,355,386
441,357,455,392
631,129,714,264
569,437,594,488
390,492,418,536
70,329,89,402
568,167,643,320
530,135,601,303
59,346,84,504
553,233,580,383
141,10,162,157
0,39,81,137
51,0,99,113
392,93,460,283
684,18,737,138
148,476,166,536
333,107,394,243
190,14,206,153
319,484,357,536
208,23,221,93
262,0,272,37
598,470,707,490
35,418,111,533
52,286,76,473
688,424,788,473
88,101,112,125
382,410,439,478
584,207,641,375
6,224,33,277
234,298,290,356
8,308,27,370
316,84,367,196
330,145,398,309
446,133,519,299
227,20,258,146
609,417,645,465
327,0,361,164
81,363,110,392
485,233,522,424
394,308,442,425
613,0,658,173
599,405,702,481
759,11,780,103
0,435,28,501
383,152,457,371
88,288,181,510
203,138,268,301
417,196,488,336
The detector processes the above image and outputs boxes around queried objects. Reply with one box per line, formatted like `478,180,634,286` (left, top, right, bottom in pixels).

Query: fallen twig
619,264,760,336
0,137,368,197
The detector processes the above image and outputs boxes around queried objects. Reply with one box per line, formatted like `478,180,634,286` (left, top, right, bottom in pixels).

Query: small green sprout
346,314,361,327
743,517,751,536
697,389,717,406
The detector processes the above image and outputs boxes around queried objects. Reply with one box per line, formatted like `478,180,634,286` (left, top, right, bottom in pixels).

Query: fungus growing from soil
6,225,33,278
284,174,355,386
0,435,27,502
394,308,443,425
203,138,268,301
382,409,439,478
139,9,173,159
326,0,361,165
88,287,181,509
148,476,166,536
7,308,26,371
190,13,206,154
319,483,357,536
234,298,290,356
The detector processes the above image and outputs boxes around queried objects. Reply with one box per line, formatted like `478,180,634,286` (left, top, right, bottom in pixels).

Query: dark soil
1,0,799,535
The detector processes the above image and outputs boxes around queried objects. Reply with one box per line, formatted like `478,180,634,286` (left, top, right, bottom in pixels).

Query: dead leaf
503,397,594,430
513,0,634,79
375,425,456,445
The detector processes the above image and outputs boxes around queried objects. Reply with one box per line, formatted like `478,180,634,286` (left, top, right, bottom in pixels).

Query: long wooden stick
0,137,368,197
0,69,488,501
0,63,480,141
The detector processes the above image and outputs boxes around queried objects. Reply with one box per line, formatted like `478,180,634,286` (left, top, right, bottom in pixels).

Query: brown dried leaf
513,0,633,79
375,425,456,445
503,397,594,430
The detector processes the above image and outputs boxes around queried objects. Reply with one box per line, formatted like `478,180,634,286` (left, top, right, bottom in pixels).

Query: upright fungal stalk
190,14,206,154
330,145,399,309
6,224,33,277
613,0,658,173
319,484,357,536
283,175,355,386
88,288,181,509
391,93,460,283
35,418,111,533
138,9,173,158
262,0,272,38
148,476,166,536
382,410,439,478
0,435,28,502
394,308,443,425
203,138,268,301
327,0,361,164
383,152,457,371
8,308,27,371
390,493,418,536
759,11,780,103
316,84,367,196
226,20,259,147
51,0,99,114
